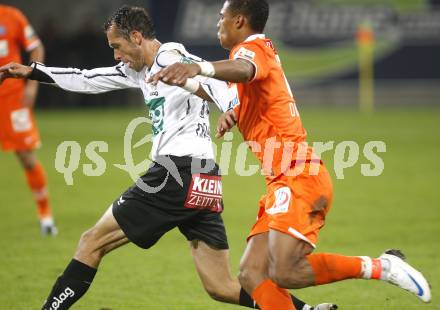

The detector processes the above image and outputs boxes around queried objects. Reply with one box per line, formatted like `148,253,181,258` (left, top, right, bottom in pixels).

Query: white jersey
31,42,232,160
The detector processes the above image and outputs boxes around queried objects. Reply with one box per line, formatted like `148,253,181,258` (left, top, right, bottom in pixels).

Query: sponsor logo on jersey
0,25,6,36
47,287,75,310
235,47,256,60
184,174,223,212
266,187,291,215
0,39,8,57
24,25,36,40
180,56,195,64
145,97,165,135
11,108,32,132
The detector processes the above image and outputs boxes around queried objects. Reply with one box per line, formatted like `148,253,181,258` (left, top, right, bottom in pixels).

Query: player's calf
268,256,316,289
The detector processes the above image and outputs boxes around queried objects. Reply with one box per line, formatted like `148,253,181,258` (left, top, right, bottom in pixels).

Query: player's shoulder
233,35,273,54
154,42,203,69
158,42,186,53
0,5,26,21
232,36,274,62
155,42,185,68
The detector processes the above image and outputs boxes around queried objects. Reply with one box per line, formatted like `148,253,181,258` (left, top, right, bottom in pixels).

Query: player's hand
0,62,33,85
216,109,237,138
148,63,200,87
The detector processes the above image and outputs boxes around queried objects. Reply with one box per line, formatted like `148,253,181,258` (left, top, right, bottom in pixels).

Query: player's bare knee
239,262,265,290
15,151,36,170
238,264,251,287
76,227,104,258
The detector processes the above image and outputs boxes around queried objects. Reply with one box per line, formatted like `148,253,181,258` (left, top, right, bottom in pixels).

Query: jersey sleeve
13,7,41,52
231,42,269,82
29,62,139,93
197,76,234,112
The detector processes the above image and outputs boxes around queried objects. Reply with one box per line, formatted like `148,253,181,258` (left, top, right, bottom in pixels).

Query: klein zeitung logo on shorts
54,117,387,189
184,174,223,212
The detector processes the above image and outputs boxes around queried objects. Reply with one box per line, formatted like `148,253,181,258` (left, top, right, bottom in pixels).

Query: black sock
239,287,258,308
239,287,307,309
291,295,306,310
41,259,97,310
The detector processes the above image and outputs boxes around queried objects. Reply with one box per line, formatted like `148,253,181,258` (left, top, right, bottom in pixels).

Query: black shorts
112,155,228,250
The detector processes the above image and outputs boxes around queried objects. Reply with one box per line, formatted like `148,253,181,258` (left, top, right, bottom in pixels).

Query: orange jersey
0,5,40,97
229,34,313,182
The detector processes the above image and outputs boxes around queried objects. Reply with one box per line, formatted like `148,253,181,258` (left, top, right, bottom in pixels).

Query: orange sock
251,279,296,310
307,253,363,285
25,162,52,219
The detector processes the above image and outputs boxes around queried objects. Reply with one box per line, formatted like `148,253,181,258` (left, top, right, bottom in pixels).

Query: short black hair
104,5,155,40
227,0,269,33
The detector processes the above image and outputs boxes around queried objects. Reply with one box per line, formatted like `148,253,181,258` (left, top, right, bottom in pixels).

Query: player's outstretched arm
4,62,140,94
0,62,33,84
149,59,254,86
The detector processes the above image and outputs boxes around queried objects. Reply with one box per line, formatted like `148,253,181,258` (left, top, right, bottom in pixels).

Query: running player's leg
268,229,431,303
239,233,296,310
190,240,240,304
41,205,129,310
15,149,57,235
190,237,318,309
2,99,56,235
266,165,431,305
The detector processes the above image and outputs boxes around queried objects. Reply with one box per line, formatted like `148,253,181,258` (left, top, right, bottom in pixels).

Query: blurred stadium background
0,0,439,309
4,0,440,107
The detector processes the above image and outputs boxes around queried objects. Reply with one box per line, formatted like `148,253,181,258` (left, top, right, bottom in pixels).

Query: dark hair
104,6,155,39
227,0,269,33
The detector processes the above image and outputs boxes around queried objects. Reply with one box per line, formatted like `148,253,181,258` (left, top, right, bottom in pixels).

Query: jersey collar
244,34,266,42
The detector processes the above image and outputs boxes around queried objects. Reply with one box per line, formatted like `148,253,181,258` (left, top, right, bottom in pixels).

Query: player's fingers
224,114,236,129
215,126,226,138
160,68,172,82
0,63,11,72
174,71,189,86
220,119,231,132
167,68,181,84
216,116,226,138
8,68,17,77
229,110,237,122
173,67,187,83
148,72,161,85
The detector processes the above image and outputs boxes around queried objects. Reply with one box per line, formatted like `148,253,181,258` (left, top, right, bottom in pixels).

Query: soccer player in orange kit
0,5,57,235
150,0,431,309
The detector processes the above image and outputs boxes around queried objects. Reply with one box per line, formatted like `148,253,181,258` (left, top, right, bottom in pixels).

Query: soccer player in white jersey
0,6,335,310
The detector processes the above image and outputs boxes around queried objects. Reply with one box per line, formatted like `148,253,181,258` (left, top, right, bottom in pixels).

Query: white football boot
379,249,431,303
40,217,58,236
308,303,338,310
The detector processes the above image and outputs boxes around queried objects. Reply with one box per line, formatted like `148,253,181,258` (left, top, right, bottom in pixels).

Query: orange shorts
248,163,333,248
0,92,41,151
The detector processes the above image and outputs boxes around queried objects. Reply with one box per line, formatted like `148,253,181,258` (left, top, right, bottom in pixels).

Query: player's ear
130,31,142,45
235,14,246,29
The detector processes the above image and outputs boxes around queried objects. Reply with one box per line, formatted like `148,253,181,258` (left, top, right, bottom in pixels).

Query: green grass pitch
0,107,439,309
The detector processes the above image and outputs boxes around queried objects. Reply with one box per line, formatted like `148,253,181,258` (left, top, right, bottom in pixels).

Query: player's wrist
25,66,33,78
27,62,39,78
182,78,200,93
197,62,215,77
